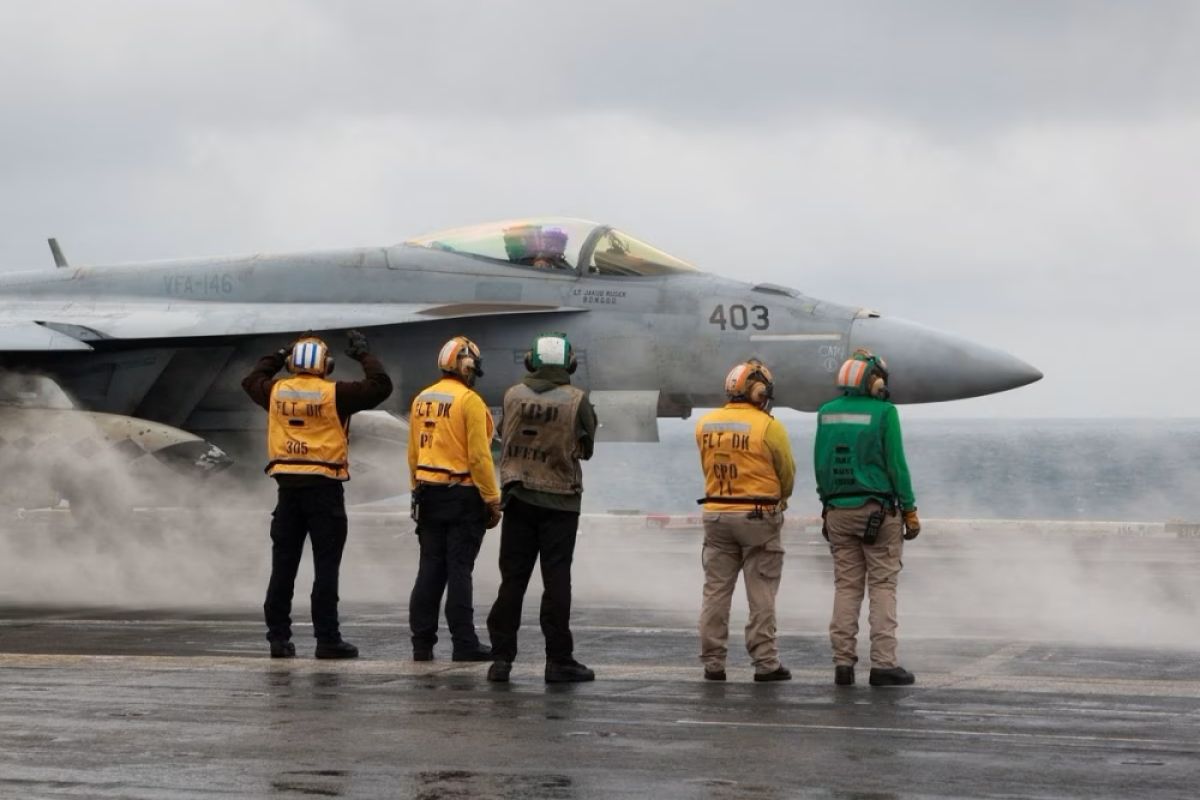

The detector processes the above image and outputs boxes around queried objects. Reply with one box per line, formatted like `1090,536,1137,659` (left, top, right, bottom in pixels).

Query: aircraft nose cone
849,316,1042,404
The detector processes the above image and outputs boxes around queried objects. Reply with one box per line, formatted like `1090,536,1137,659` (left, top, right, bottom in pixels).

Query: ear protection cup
566,353,577,375
524,352,535,372
325,356,335,377
748,381,769,405
868,375,887,399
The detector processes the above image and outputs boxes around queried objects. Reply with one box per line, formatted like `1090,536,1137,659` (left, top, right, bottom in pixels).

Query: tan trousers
699,511,785,673
826,502,904,668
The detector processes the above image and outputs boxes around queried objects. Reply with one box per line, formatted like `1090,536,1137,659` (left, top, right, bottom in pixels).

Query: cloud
0,2,1195,415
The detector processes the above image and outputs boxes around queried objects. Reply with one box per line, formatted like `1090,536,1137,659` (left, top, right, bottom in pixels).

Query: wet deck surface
1,516,1198,798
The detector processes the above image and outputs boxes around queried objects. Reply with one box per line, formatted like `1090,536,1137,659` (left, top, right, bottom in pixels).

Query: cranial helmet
438,336,484,384
287,336,334,377
524,332,577,374
836,348,889,399
724,359,775,408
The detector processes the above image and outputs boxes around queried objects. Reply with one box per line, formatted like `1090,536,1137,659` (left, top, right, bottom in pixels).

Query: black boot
487,660,512,683
753,666,792,683
452,644,494,662
869,666,915,686
704,668,727,681
545,659,595,683
269,640,295,659
315,639,359,660
835,665,855,686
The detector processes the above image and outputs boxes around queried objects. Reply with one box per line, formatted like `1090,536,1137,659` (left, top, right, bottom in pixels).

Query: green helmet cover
530,333,572,369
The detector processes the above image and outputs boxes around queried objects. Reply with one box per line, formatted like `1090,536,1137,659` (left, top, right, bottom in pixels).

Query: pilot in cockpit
502,224,571,270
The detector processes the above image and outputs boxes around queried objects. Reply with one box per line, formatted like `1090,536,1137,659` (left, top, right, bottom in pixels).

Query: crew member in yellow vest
242,330,392,659
406,335,502,662
694,360,795,682
485,333,598,684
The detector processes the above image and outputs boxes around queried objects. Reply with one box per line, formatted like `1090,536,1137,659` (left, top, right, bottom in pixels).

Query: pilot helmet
724,359,774,408
287,335,334,377
503,224,568,266
837,348,889,399
438,336,484,385
524,332,577,374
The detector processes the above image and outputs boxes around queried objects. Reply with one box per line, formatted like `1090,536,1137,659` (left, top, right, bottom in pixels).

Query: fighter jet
0,218,1039,500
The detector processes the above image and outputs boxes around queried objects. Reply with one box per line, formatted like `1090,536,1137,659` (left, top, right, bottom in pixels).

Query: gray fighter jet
0,218,1039,498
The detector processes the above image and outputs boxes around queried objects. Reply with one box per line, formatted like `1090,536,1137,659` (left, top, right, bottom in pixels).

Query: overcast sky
0,1,1196,417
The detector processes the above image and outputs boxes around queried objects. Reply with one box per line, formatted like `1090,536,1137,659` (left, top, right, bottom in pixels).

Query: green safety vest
814,394,912,509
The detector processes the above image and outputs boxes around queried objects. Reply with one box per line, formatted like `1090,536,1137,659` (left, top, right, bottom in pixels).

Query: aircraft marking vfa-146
0,218,1040,500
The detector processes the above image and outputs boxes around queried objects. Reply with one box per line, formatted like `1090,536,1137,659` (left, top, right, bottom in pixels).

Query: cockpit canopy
405,217,697,277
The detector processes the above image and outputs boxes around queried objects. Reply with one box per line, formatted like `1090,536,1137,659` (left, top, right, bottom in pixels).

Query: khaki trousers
826,502,904,668
699,511,785,673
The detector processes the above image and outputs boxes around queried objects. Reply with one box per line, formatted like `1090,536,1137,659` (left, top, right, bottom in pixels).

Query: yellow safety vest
410,377,494,487
695,403,782,511
266,374,349,480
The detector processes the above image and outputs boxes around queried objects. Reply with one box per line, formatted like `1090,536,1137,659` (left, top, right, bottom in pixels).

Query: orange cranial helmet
724,359,775,408
836,348,889,399
437,336,484,384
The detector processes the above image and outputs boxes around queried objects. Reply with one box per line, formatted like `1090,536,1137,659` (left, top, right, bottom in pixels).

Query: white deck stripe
749,334,842,342
670,718,1190,748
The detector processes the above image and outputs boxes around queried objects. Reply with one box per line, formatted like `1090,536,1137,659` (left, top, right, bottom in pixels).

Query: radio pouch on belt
410,485,423,526
863,509,883,545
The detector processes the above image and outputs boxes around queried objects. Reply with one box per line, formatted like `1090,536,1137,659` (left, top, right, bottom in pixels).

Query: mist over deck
1,508,1197,798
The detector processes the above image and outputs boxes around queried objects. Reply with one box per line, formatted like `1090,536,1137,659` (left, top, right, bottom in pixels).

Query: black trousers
409,484,487,652
264,481,348,643
486,496,579,663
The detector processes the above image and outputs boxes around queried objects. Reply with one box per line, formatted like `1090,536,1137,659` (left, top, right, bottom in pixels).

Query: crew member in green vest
814,349,920,687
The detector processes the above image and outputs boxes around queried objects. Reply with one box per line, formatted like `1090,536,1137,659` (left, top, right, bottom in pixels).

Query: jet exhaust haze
0,418,1195,652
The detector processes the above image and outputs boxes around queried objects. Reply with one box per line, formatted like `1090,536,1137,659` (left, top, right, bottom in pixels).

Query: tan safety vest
266,374,349,480
695,404,781,511
411,377,493,487
499,383,586,495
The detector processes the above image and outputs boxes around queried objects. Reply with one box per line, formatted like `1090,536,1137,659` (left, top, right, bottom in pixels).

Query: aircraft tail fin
48,238,69,268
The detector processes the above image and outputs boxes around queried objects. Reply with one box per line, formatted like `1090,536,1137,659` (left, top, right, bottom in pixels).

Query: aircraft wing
0,321,97,351
0,301,585,348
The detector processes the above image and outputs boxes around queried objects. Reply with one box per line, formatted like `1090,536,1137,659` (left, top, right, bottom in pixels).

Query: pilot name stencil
572,288,626,305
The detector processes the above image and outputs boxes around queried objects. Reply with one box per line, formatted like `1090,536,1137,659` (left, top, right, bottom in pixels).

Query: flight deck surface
0,515,1197,798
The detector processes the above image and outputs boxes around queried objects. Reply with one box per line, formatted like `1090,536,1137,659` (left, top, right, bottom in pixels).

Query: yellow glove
903,508,921,540
485,501,502,530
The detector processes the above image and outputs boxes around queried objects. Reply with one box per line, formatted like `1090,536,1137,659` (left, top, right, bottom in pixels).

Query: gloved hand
485,501,502,530
903,508,921,540
345,329,370,361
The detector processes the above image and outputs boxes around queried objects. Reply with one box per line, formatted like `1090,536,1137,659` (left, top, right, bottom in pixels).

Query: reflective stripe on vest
499,383,585,495
266,375,348,480
410,377,492,486
695,405,781,511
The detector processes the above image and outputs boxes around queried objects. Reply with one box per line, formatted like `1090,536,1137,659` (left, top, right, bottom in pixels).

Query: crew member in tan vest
485,333,598,684
407,336,501,662
242,331,392,659
695,360,795,682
